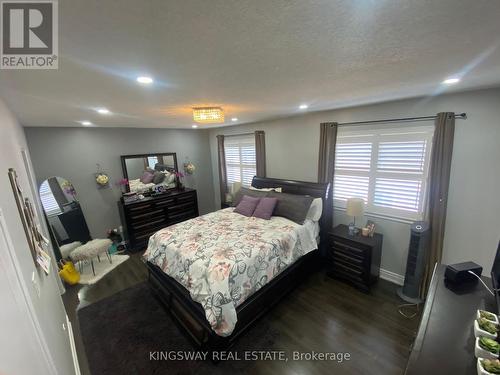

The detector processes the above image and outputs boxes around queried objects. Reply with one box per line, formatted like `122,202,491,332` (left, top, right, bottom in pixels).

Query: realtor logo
1,0,58,69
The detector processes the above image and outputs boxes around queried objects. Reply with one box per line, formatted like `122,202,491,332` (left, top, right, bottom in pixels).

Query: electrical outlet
31,271,40,298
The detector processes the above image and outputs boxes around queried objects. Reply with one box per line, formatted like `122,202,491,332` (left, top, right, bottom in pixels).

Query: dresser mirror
121,153,178,193
39,177,91,257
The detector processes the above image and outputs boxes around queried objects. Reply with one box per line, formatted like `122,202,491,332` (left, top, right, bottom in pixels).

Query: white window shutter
224,135,256,187
333,127,433,220
39,181,61,215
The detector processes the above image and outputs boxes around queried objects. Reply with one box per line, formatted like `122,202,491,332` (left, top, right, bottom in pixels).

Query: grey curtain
317,122,338,183
216,135,227,205
317,122,338,242
255,131,266,177
421,112,455,296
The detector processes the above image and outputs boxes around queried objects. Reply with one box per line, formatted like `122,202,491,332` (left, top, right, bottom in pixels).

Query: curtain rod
222,132,255,138
336,112,467,127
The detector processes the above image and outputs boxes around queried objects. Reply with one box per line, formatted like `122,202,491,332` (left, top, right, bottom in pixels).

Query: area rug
78,254,129,285
78,283,280,375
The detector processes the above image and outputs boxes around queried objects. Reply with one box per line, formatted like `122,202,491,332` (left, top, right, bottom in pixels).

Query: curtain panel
421,112,455,297
216,135,227,205
317,122,338,238
317,122,338,184
255,131,266,177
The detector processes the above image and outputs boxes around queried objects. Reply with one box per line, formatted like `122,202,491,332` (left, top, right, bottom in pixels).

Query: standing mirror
39,177,91,259
121,153,178,193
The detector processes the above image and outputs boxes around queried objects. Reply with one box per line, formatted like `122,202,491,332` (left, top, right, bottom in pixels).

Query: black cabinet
327,224,383,292
118,189,199,252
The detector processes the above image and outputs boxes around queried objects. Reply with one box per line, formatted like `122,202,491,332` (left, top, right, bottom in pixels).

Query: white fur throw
70,239,112,262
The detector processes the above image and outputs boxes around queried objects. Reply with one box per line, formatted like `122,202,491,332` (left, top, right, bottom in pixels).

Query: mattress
143,208,319,337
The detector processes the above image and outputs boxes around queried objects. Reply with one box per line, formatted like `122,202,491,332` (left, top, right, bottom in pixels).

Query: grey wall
210,87,500,279
0,100,76,374
25,127,214,240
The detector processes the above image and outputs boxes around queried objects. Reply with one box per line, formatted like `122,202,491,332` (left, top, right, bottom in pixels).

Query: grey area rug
78,283,281,375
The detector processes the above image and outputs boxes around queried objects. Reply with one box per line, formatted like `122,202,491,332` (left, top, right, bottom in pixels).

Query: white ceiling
1,0,500,129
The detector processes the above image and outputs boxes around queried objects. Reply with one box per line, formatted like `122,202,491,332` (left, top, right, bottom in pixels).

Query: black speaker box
445,261,483,284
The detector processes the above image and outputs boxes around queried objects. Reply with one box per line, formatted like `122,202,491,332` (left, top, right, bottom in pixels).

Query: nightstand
327,224,383,292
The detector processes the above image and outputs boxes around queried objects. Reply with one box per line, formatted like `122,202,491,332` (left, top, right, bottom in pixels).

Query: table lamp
346,198,365,235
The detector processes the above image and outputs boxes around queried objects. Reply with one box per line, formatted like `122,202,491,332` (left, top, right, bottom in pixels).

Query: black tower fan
397,221,431,304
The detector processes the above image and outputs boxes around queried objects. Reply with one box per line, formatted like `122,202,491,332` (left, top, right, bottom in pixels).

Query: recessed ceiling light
231,117,238,122
192,124,198,128
299,104,308,109
442,77,460,85
96,108,110,114
137,76,153,84
81,121,92,126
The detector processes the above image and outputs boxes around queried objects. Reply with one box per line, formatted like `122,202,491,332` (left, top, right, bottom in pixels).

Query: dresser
327,224,383,292
118,188,199,251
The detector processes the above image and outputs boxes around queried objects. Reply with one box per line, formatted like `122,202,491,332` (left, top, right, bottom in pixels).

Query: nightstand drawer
332,258,365,276
332,250,365,269
331,240,366,260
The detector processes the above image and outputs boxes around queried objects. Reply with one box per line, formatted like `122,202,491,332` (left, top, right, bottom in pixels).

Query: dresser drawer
168,209,197,225
176,192,196,203
168,201,196,214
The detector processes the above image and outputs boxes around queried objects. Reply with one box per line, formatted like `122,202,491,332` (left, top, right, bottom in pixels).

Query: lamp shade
346,198,365,217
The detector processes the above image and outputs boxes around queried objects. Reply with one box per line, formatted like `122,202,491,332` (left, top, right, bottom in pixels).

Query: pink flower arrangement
116,178,129,186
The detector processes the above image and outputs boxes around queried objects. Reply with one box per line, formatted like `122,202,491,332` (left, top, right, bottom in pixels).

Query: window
39,181,61,216
224,135,256,187
333,125,434,221
147,156,159,169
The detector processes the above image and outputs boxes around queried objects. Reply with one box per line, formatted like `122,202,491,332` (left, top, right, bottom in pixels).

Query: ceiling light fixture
81,121,92,126
96,108,110,114
231,117,238,122
137,76,153,84
442,77,460,85
299,104,308,109
192,107,224,123
192,124,198,128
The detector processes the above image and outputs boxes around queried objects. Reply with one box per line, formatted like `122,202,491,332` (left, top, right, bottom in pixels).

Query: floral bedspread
143,208,318,337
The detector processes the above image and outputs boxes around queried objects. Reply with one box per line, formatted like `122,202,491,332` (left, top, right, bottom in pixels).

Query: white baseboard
380,268,405,286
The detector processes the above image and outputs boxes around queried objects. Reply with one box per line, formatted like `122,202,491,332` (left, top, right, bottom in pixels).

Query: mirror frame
120,152,178,193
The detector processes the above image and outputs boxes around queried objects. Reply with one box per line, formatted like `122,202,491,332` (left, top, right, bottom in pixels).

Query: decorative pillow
232,187,268,206
140,171,154,184
252,197,278,220
268,191,314,225
306,198,323,221
234,195,261,217
152,171,165,184
162,171,176,184
249,186,283,193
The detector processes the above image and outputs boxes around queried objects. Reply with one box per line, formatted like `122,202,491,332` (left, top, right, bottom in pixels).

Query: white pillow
249,186,283,193
306,198,323,221
162,171,176,184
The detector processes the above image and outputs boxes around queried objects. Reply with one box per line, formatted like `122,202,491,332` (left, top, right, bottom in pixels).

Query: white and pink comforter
143,208,318,337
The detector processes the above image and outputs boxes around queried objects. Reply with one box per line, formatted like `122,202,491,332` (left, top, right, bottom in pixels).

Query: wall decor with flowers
95,163,110,189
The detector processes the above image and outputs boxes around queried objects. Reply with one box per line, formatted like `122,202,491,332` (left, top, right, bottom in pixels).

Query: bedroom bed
144,176,331,351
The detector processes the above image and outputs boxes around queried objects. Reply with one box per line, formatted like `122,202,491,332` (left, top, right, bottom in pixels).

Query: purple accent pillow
234,195,261,217
140,171,154,184
252,197,278,220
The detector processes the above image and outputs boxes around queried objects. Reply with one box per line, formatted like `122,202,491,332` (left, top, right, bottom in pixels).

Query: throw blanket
143,208,318,337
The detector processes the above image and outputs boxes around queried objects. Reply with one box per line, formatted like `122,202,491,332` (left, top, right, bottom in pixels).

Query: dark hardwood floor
63,253,420,375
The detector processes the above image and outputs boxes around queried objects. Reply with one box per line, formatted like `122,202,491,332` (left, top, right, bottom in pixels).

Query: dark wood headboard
251,176,332,255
